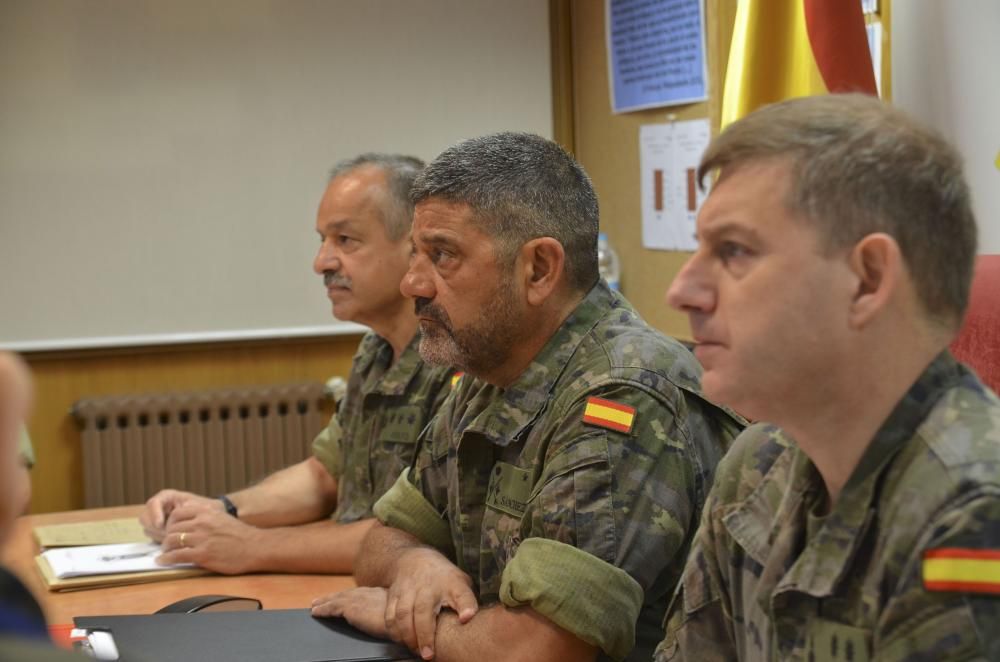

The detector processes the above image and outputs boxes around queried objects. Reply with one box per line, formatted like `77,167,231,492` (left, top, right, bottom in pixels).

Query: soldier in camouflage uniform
658,94,1000,661
312,133,742,662
140,154,456,575
311,330,456,524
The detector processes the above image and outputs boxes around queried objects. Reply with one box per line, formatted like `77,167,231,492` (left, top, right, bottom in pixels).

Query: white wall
892,0,1000,254
0,0,552,350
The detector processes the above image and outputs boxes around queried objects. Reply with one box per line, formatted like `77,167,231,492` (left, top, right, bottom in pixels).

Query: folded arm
343,521,478,655
352,519,429,588
313,584,596,662
424,604,597,662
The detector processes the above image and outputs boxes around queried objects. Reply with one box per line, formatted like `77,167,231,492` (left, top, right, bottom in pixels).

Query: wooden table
1,505,356,625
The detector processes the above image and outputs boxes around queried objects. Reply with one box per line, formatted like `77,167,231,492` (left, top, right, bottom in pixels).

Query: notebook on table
36,541,210,592
34,518,149,548
74,608,413,662
31,518,213,591
36,554,209,592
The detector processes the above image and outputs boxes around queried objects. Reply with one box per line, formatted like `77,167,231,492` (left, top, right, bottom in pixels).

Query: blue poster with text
607,0,708,113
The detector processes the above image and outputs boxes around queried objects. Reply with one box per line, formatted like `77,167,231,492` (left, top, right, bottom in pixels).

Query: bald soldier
313,133,742,661
141,154,456,574
658,94,1000,660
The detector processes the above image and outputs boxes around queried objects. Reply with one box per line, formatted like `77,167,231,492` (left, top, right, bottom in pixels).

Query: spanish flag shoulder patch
922,547,1000,595
450,372,465,389
582,396,636,434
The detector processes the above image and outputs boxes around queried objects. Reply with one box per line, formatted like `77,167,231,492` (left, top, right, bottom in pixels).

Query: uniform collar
359,332,425,397
773,351,965,598
462,280,620,446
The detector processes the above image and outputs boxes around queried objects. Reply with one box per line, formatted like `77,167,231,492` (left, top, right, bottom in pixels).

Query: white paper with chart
639,119,710,251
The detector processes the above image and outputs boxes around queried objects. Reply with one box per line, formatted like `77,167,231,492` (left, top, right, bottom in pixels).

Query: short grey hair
329,153,425,241
410,132,600,293
699,94,977,329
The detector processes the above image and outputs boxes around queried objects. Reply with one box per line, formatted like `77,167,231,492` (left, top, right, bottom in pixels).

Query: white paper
639,119,711,251
41,542,193,578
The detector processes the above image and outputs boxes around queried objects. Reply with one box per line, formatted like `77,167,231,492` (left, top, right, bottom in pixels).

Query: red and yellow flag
923,548,1000,595
721,0,878,129
582,396,636,434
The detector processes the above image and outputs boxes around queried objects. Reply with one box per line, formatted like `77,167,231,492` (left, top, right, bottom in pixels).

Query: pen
99,551,155,562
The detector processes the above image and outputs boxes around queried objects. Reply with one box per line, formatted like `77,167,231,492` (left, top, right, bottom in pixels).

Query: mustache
414,297,452,331
323,272,351,289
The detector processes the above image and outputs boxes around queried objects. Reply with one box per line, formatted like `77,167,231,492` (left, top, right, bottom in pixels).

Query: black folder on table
74,608,413,662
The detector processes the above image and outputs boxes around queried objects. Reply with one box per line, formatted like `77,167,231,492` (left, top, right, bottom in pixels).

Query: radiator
72,382,331,508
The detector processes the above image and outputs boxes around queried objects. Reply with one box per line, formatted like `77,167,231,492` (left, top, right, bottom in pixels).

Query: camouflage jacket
312,331,455,523
374,282,743,661
656,352,1000,662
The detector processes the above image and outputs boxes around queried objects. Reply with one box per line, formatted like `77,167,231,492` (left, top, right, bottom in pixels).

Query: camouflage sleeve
405,386,455,516
310,333,373,480
310,412,345,479
654,491,738,661
372,468,453,552
876,491,1000,660
370,391,456,554
500,538,642,661
500,381,707,660
655,428,771,661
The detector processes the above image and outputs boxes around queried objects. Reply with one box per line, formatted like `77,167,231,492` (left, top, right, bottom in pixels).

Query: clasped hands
312,547,479,660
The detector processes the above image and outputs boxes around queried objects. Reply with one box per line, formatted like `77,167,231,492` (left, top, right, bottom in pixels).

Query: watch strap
216,494,238,518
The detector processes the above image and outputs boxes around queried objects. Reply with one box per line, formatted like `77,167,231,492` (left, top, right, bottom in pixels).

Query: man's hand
311,587,391,640
155,505,261,574
139,489,222,542
385,547,479,660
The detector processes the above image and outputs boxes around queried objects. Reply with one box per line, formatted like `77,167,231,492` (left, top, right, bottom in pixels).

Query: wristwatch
216,494,239,518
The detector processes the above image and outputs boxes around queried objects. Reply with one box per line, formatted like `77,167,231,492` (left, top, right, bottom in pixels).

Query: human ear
847,233,902,329
520,238,565,307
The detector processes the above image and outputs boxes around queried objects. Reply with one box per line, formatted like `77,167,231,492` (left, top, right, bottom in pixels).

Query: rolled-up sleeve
500,537,643,661
310,413,344,479
373,468,453,553
511,382,704,660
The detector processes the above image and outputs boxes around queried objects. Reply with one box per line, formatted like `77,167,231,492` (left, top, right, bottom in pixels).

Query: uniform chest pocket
376,404,425,445
486,462,533,518
367,405,426,498
480,462,533,588
805,618,871,662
